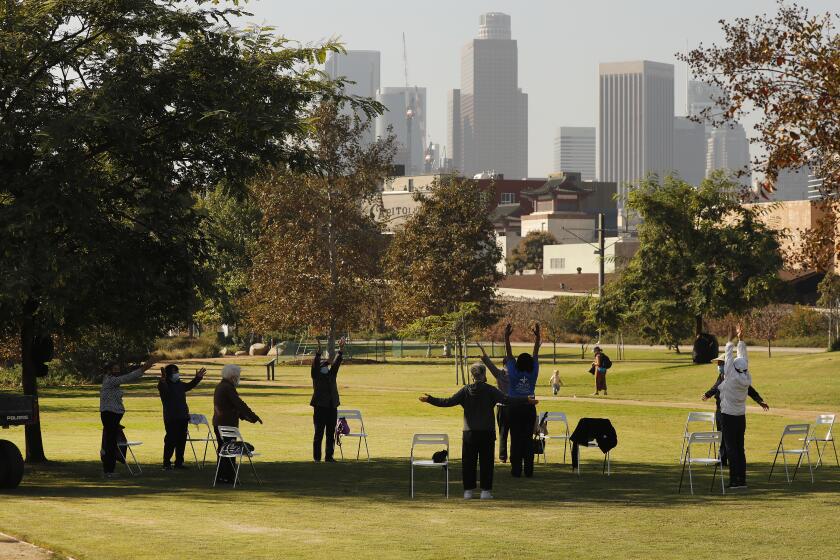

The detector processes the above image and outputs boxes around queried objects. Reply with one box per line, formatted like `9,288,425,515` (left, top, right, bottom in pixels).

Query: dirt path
0,533,64,560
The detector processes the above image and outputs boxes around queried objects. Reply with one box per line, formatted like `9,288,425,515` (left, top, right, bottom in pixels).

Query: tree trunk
21,300,47,463
695,315,703,336
767,339,771,358
674,343,681,354
552,339,557,364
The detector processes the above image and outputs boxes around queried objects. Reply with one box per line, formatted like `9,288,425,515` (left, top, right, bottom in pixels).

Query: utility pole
597,212,605,297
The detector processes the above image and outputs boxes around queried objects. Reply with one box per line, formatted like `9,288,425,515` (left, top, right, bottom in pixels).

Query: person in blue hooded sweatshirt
503,322,541,478
310,337,345,462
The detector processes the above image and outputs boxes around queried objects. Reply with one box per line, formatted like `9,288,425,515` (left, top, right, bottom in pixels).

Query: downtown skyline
238,0,836,177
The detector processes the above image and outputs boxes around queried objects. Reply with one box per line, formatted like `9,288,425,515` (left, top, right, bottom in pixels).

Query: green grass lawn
1,348,838,559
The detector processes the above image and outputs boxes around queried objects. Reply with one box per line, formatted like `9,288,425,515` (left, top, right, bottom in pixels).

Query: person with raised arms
503,322,541,478
476,341,510,462
419,363,537,499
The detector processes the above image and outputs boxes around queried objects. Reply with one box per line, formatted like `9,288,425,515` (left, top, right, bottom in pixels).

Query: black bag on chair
432,450,448,463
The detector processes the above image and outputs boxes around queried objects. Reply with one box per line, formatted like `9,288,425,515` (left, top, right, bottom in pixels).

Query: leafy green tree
0,1,376,461
244,102,396,358
507,231,557,274
598,174,783,351
385,176,502,327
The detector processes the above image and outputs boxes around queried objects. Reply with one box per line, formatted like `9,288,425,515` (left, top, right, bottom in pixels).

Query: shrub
779,306,826,338
153,333,221,360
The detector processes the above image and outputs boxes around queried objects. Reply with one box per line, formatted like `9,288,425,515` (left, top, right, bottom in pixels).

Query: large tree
244,102,396,357
681,2,839,196
384,176,502,328
507,231,558,274
598,174,783,347
0,1,375,461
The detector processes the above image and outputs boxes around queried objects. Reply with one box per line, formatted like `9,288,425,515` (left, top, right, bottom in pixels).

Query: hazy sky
237,0,836,177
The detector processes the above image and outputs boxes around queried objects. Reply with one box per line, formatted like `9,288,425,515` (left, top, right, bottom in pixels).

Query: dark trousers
313,406,338,461
715,411,728,466
100,411,124,474
496,405,510,461
163,418,189,467
462,430,495,491
720,413,747,485
509,403,537,477
214,426,236,483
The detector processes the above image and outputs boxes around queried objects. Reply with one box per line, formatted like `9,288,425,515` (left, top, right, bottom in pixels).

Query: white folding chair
679,412,716,462
536,412,571,464
804,414,837,468
118,439,143,476
410,434,449,498
186,413,216,469
336,409,370,462
678,431,725,495
575,440,611,476
213,426,261,488
769,424,814,483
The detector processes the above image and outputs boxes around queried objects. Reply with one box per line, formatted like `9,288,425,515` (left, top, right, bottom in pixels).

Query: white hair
221,364,242,382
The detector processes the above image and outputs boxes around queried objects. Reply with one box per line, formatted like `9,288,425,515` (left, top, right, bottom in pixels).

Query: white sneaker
463,490,473,499
480,490,493,500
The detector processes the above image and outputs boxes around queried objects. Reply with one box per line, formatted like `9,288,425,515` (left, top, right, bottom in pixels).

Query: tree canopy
384,176,502,328
0,0,377,461
681,2,839,196
244,102,396,357
507,231,558,274
598,174,783,347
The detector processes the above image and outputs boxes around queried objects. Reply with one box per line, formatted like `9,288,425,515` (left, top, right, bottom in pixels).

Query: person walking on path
213,364,262,484
476,341,510,462
311,337,345,462
99,357,157,478
503,322,541,478
591,346,609,396
549,370,563,396
716,324,761,490
158,364,206,470
419,363,536,499
702,349,769,467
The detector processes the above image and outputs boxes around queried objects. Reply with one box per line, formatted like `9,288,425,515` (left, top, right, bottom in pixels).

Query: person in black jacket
419,363,536,499
311,337,345,462
702,352,769,467
158,364,205,470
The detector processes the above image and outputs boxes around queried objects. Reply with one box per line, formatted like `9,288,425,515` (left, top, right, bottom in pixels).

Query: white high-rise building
687,80,724,137
375,87,427,175
673,116,707,186
553,127,595,180
706,123,751,186
324,50,381,144
447,13,528,178
597,61,674,224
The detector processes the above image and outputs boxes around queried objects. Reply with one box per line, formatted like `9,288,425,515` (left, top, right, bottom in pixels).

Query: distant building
706,123,751,186
543,237,639,275
448,13,528,179
325,50,381,144
756,166,817,202
673,116,707,186
687,80,724,137
376,87,427,175
553,127,595,180
598,61,674,228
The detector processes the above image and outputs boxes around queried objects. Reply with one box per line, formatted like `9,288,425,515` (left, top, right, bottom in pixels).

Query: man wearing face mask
310,337,345,462
702,337,769,468
158,364,206,470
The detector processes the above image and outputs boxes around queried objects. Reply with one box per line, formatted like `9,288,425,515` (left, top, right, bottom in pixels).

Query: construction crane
402,32,414,175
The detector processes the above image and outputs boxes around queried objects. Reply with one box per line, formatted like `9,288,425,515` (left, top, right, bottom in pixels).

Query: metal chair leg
678,451,687,494
769,441,781,481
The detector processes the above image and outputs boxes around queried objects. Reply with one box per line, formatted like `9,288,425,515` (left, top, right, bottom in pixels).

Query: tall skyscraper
447,89,462,172
673,116,707,186
706,123,751,186
448,13,528,179
324,50,381,144
597,61,674,219
553,127,595,180
375,87,427,175
687,80,723,136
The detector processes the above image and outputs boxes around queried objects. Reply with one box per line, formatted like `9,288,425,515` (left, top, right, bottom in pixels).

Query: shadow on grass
5,457,838,508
